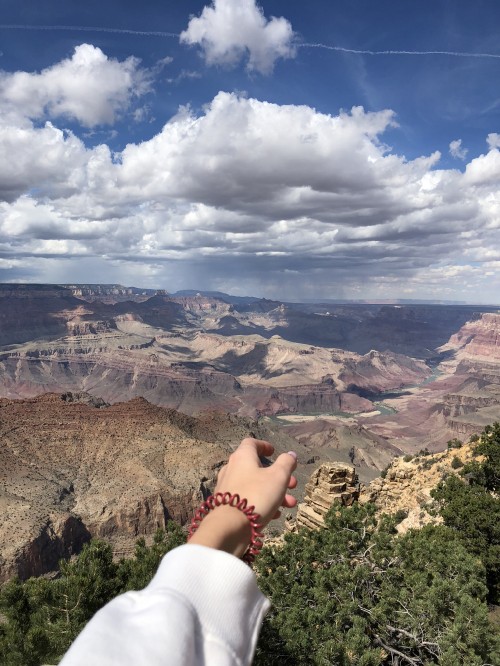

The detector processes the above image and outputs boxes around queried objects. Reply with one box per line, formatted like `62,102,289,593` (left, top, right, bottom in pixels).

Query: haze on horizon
1,1,500,304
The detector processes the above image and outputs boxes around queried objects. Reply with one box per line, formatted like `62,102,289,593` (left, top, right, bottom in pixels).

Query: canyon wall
0,393,232,580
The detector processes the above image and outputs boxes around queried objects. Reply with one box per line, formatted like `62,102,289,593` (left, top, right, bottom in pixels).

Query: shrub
0,524,185,666
255,505,499,665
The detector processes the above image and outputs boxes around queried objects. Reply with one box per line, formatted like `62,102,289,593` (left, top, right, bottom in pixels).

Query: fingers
273,451,298,477
282,493,297,508
238,437,274,459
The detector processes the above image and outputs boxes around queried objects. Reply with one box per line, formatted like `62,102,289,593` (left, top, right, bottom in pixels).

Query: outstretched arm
60,439,298,666
189,437,298,558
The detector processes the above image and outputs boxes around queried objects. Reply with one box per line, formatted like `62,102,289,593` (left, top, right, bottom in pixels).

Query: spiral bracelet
188,492,264,565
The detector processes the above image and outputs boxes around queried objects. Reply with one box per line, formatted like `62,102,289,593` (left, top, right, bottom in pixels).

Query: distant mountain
59,283,161,303
0,283,499,455
297,298,472,305
172,289,268,306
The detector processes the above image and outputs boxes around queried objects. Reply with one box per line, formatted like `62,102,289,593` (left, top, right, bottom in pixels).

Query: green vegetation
255,510,498,665
380,464,390,479
0,524,184,666
1,425,499,665
420,456,438,470
431,423,500,605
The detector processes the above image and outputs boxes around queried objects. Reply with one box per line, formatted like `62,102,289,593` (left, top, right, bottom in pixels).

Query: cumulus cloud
0,44,151,126
449,138,468,160
180,0,295,74
487,132,500,149
0,122,88,202
115,93,404,218
1,82,500,301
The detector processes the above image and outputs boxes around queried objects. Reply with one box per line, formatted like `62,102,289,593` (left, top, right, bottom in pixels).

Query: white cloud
487,132,500,149
449,138,468,160
180,0,295,74
116,93,402,218
0,122,88,202
464,148,500,186
0,44,151,127
2,80,500,301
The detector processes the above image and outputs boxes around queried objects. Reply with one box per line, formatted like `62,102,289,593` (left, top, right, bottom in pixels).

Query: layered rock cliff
0,391,307,581
0,292,432,418
443,312,500,361
290,463,359,531
0,393,233,580
1,285,498,458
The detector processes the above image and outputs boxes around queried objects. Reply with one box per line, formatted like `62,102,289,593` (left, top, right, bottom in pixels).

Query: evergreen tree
255,505,500,665
0,524,185,665
432,423,500,603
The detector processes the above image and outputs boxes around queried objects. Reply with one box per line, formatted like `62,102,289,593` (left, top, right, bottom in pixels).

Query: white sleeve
60,543,271,666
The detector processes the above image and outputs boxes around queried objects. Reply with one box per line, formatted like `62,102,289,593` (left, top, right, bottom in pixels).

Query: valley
0,283,499,579
1,283,498,454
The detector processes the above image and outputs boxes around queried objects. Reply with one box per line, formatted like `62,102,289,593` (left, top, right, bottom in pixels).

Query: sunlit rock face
443,312,500,362
291,463,359,531
435,312,500,437
0,393,232,581
359,444,477,533
0,285,435,418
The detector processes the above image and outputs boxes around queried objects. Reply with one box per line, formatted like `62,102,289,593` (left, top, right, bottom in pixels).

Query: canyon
0,390,316,581
1,283,499,462
0,283,499,579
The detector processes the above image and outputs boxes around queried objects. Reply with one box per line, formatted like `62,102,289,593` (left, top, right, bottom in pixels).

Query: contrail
0,24,178,38
300,42,500,59
2,26,499,60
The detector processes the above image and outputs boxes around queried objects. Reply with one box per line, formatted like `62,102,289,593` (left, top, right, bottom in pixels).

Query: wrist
188,504,252,558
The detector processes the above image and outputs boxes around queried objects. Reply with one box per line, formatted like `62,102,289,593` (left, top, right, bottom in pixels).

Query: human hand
215,437,298,525
188,438,297,558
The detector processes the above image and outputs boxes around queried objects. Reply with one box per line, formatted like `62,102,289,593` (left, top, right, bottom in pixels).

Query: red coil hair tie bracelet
188,492,264,565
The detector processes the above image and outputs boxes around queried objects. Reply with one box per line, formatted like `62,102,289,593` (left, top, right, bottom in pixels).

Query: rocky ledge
359,444,477,531
289,463,359,531
284,440,478,538
0,393,234,581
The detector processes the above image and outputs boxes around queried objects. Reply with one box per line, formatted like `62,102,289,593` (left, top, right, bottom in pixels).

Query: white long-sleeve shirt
60,544,270,666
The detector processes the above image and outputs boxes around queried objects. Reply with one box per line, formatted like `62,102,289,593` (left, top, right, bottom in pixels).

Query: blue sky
0,0,499,302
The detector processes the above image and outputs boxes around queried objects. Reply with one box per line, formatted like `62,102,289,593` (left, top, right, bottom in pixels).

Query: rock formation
0,286,434,419
285,441,478,539
0,393,233,580
291,463,359,531
63,284,159,303
359,444,477,532
283,418,403,481
0,391,306,581
443,312,500,362
1,284,499,466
